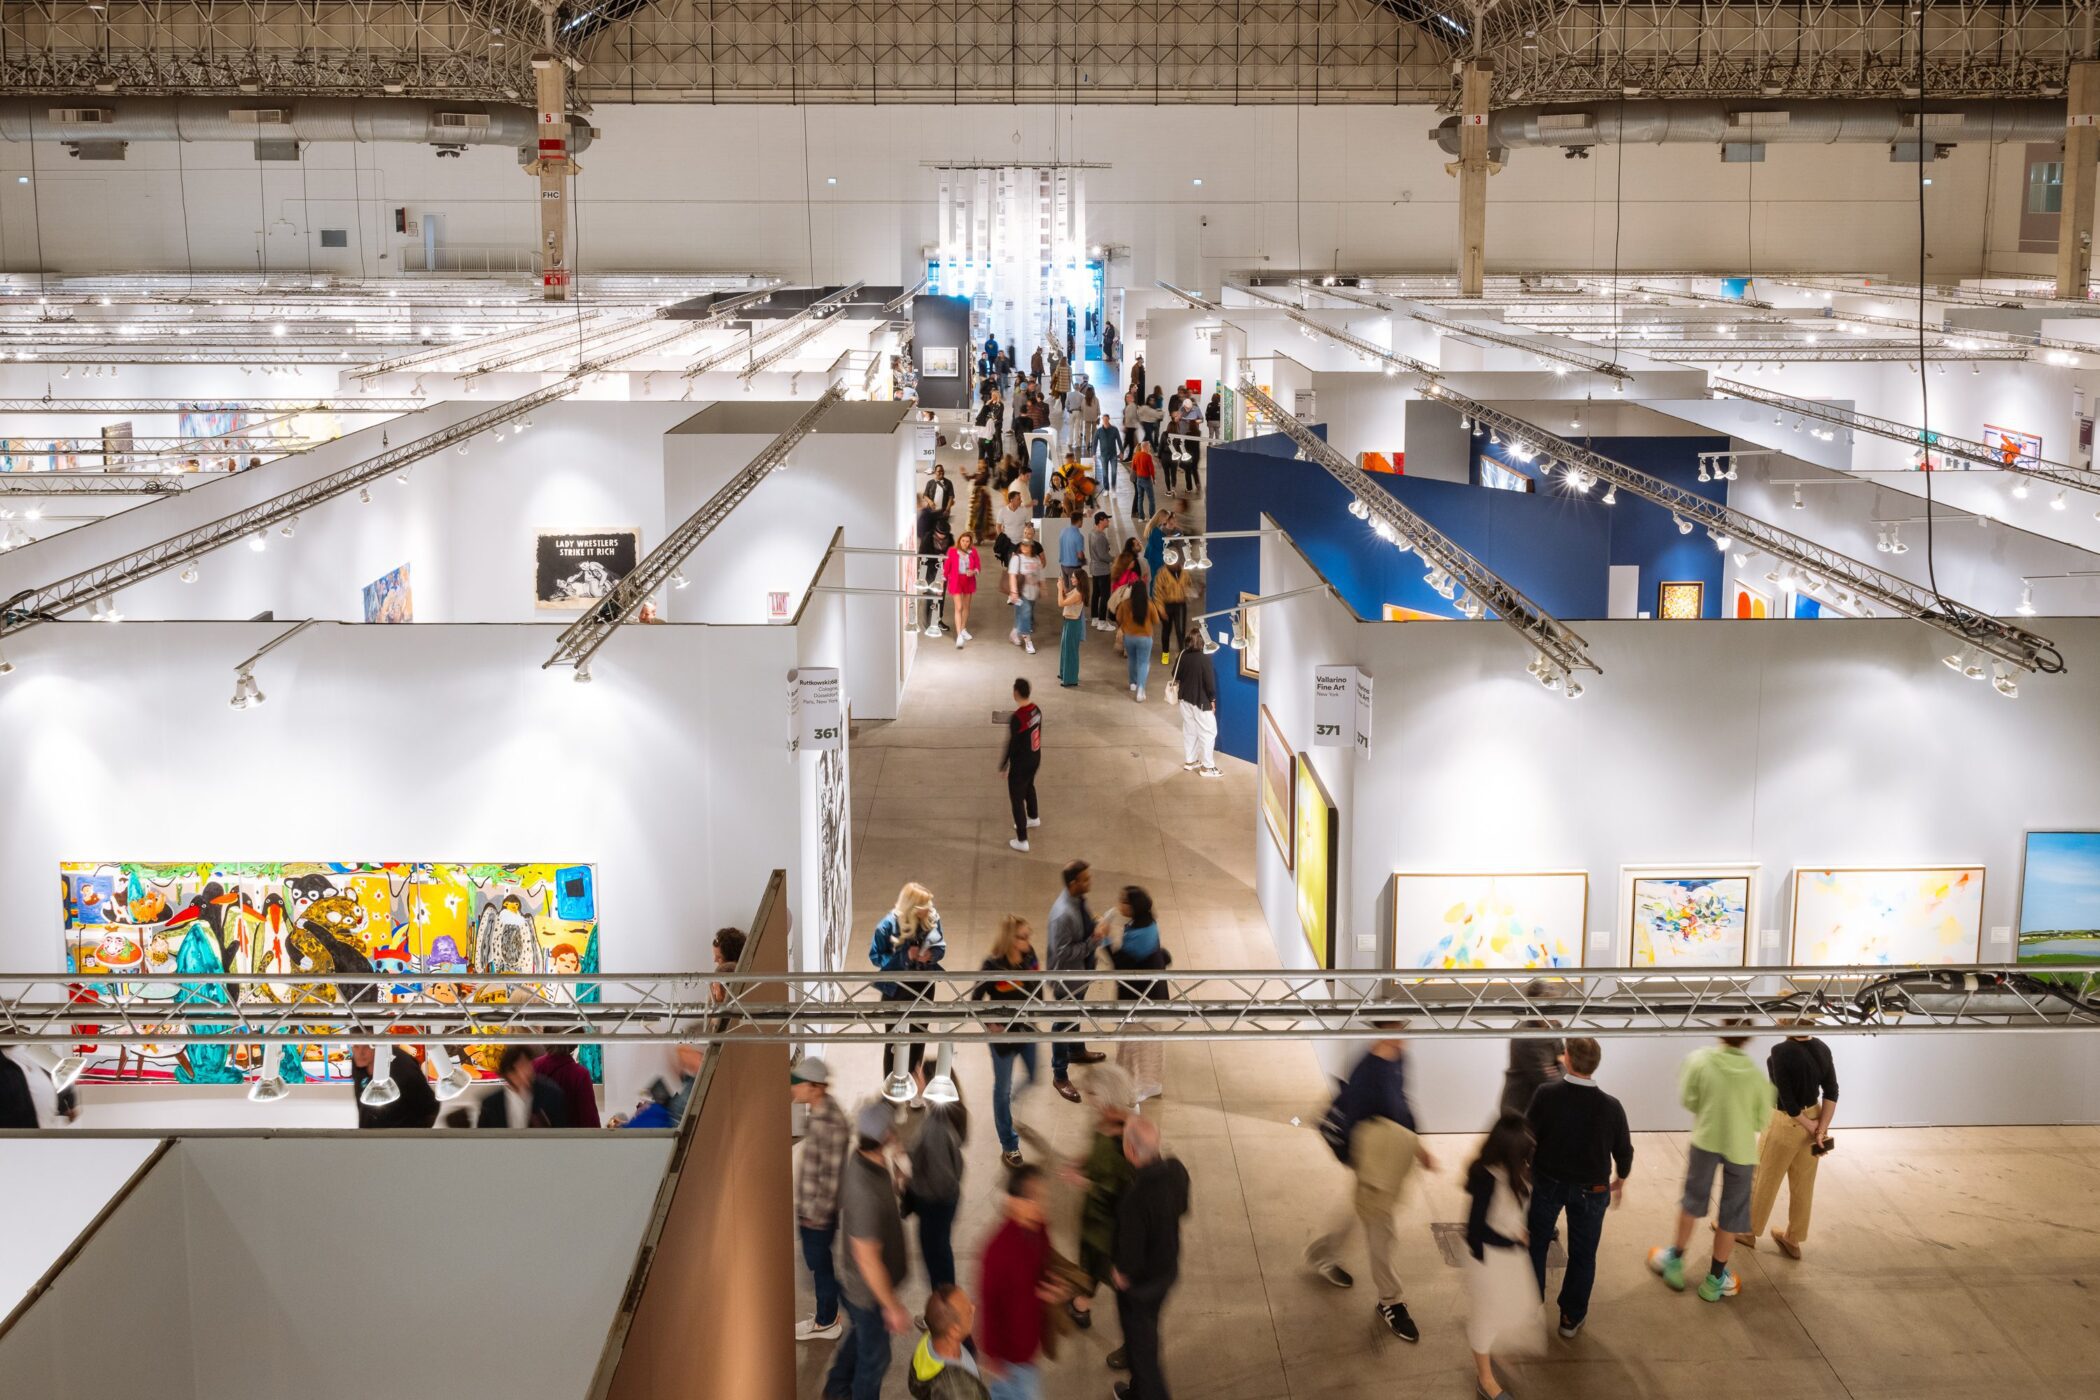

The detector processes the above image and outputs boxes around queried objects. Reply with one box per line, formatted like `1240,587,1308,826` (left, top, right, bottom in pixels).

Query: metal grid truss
1431,383,2069,676
683,283,865,379
576,1,1454,104
542,381,846,676
3,965,2096,1047
0,2,558,101
0,473,186,495
1234,282,1443,376
0,397,425,413
1413,308,1635,379
1710,375,2100,494
1237,375,1602,680
1480,2,2100,105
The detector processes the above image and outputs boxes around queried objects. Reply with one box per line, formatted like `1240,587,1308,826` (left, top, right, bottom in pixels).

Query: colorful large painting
1789,866,1984,966
1619,865,1756,967
1259,705,1294,869
59,861,601,1085
1394,872,1587,970
362,563,413,623
1293,755,1335,969
2017,831,2100,966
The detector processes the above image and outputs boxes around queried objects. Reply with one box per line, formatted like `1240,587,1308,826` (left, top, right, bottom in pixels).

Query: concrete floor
796,425,2100,1399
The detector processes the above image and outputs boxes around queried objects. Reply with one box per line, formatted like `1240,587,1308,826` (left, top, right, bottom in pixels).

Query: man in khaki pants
1307,1034,1438,1343
1743,1030,1839,1259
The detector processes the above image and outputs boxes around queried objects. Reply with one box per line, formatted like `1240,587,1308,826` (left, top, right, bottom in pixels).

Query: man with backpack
1305,1030,1438,1342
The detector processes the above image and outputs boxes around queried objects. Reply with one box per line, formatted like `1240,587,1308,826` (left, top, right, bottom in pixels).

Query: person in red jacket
1000,677,1043,853
977,1163,1069,1400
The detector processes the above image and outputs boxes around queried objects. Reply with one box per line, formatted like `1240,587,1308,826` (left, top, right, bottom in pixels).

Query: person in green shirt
1648,1032,1777,1303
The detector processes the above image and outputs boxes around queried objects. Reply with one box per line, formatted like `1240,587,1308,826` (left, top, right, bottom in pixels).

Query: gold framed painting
1294,755,1336,969
1391,871,1588,971
1657,580,1704,620
1259,705,1294,868
1237,591,1261,679
1789,865,1985,966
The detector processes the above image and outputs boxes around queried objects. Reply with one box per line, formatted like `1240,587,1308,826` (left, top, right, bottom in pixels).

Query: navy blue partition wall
1206,428,1729,761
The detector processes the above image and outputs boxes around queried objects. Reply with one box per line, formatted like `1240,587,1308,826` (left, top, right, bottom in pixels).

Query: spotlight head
358,1073,402,1109
180,565,198,584
358,486,372,504
248,533,267,552
1563,678,1584,699
1601,485,1617,504
1992,665,2019,698
1674,515,1693,535
49,1054,87,1092
247,1072,291,1104
1792,487,1805,510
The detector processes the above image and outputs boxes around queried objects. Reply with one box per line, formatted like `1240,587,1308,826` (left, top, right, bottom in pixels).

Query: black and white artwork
534,527,641,611
817,728,853,976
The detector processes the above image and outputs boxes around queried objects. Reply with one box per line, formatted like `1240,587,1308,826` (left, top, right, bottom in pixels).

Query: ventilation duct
0,97,594,163
1432,99,2067,157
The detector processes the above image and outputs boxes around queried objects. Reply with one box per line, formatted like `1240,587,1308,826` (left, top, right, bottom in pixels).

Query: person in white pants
1171,628,1221,778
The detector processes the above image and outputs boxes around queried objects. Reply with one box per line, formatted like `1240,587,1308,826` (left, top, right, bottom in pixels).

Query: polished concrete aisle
795,520,2100,1400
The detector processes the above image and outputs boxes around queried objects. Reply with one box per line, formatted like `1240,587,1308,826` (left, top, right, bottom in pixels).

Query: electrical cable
1914,5,1952,611
175,131,197,293
26,109,47,297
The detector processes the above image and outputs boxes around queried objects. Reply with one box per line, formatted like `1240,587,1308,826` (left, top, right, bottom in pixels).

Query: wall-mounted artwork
1237,591,1262,679
1732,582,1771,620
99,421,135,471
1657,580,1705,620
535,527,641,611
1293,756,1336,969
362,563,413,623
922,346,960,378
1259,705,1294,868
817,728,854,976
1381,605,1444,622
2016,831,2100,965
1618,865,1757,967
1394,872,1587,970
59,862,601,1086
1982,424,2042,470
1790,866,1985,965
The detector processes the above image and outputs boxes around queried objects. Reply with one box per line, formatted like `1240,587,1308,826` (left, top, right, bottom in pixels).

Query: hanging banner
1312,665,1355,748
1352,669,1374,757
788,667,843,754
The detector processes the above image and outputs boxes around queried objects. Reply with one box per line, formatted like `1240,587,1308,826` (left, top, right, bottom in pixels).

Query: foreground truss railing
4,966,2094,1049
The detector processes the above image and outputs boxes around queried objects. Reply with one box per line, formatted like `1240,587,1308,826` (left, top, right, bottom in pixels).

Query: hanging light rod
1572,277,1776,310
1410,310,1635,381
685,283,865,381
1237,376,1600,683
1154,281,1218,310
1189,582,1333,624
1291,279,1393,312
1425,385,2066,678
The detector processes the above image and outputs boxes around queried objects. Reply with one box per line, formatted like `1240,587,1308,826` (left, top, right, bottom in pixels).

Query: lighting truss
1638,344,2031,363
683,283,865,380
1155,281,1219,310
464,313,676,379
542,383,846,677
1815,308,2099,360
0,474,185,497
1572,277,1775,310
1237,376,1600,681
1432,385,2067,676
1282,306,1443,379
352,313,642,382
1767,275,2095,312
0,383,577,642
0,397,424,414
1,965,2094,1047
1710,376,2100,493
1292,279,1393,312
1412,309,1636,380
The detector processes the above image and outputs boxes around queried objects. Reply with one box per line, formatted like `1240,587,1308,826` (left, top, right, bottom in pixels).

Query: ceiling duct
0,97,593,163
1432,99,2066,157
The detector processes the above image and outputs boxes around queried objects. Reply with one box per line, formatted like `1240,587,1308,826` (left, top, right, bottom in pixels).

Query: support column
1458,60,1494,298
531,53,572,302
2059,61,2100,300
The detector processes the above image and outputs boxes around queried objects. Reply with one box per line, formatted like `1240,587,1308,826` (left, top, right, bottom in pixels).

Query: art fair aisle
797,560,2100,1399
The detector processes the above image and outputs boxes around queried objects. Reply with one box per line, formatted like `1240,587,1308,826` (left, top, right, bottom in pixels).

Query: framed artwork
99,421,135,471
1293,755,1336,969
1789,866,1985,966
1731,582,1771,620
922,345,960,378
1657,580,1705,620
1479,457,1533,493
1981,424,2041,470
1393,871,1587,970
1237,591,1262,679
1381,605,1443,622
362,563,413,623
535,527,641,611
60,861,602,1086
1259,705,1294,868
2016,831,2100,965
1617,864,1758,967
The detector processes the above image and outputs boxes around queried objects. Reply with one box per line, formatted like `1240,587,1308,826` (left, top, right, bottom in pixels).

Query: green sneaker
1697,1268,1740,1302
1647,1246,1685,1292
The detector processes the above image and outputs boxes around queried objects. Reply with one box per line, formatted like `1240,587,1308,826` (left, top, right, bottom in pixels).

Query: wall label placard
789,666,843,754
1312,665,1354,748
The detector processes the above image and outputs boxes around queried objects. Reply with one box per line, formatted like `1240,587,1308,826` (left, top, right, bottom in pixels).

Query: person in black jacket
0,1046,50,1128
1743,1030,1839,1259
350,1044,440,1130
1000,677,1043,853
476,1044,570,1128
1111,1114,1189,1400
1171,630,1220,778
1522,1036,1631,1338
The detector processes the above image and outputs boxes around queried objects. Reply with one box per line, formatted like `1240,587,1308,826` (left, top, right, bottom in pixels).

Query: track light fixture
180,565,199,584
671,568,691,590
2016,581,2036,617
1707,529,1730,551
358,1049,403,1108
1697,461,1712,483
1992,663,2019,698
1792,486,1805,510
246,1069,291,1103
248,532,267,552
1349,497,1371,520
1673,515,1693,535
1875,527,1891,553
279,515,299,538
359,486,372,504
2051,490,2067,511
1889,527,1909,555
1600,485,1617,504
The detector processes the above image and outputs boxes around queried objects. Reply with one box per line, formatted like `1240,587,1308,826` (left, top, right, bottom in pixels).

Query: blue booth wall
1206,428,1729,762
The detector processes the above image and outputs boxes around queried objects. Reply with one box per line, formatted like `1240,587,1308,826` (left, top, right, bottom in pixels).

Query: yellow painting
1294,756,1336,969
1658,580,1705,620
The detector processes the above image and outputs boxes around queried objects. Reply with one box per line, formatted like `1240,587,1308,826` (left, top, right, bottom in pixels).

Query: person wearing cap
794,1057,852,1342
825,1100,913,1400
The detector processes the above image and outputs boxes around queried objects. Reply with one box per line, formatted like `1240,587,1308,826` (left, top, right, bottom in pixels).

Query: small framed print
1657,580,1704,620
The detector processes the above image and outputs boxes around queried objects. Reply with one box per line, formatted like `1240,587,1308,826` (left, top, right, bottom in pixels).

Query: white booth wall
0,618,804,1122
0,1135,160,1313
0,1134,673,1400
1254,524,2100,1132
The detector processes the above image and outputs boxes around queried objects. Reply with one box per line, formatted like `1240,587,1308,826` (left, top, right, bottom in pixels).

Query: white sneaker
1010,629,1021,645
1009,838,1031,852
926,625,945,638
1182,761,1201,771
961,629,973,643
1135,688,1146,702
1027,816,1042,828
1024,637,1036,654
1199,766,1223,779
796,1317,843,1341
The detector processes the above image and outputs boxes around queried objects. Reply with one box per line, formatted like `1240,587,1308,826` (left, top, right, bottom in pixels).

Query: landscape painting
1790,866,1984,966
59,861,601,1085
1395,872,1587,970
2017,831,2100,966
1259,705,1293,868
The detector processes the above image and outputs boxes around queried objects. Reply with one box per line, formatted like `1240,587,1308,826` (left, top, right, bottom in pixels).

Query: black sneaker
1105,1347,1129,1371
1378,1302,1420,1343
1314,1261,1354,1289
1112,1383,1133,1400
1066,1299,1093,1330
1558,1312,1584,1339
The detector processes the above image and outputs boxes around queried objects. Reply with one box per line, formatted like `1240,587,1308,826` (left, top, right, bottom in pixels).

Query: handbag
1164,678,1180,705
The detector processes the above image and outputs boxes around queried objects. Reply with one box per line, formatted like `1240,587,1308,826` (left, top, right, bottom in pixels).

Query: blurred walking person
1111,1115,1190,1400
1307,1031,1437,1342
1464,1115,1544,1400
1523,1037,1631,1339
826,1102,915,1400
793,1056,851,1342
1649,1029,1777,1302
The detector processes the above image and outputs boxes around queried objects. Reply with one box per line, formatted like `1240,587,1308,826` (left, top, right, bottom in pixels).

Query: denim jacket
869,911,947,999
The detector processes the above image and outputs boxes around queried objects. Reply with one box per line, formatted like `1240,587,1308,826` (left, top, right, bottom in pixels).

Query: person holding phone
1743,1029,1838,1260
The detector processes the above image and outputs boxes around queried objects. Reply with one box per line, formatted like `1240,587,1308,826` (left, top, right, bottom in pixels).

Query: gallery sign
1313,664,1373,756
788,666,843,754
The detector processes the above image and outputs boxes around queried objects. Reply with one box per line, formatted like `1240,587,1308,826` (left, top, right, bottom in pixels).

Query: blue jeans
1127,636,1155,692
824,1297,890,1400
986,1360,1042,1400
799,1222,840,1327
1096,444,1119,490
1015,596,1035,637
914,1193,960,1291
1131,476,1156,518
1529,1173,1611,1324
989,1043,1039,1153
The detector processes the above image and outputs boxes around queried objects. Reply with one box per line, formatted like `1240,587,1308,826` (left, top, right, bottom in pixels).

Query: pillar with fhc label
2058,61,2100,300
1456,61,1494,298
532,52,573,302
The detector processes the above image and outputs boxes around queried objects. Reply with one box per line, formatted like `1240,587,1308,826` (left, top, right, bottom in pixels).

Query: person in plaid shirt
793,1056,853,1341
